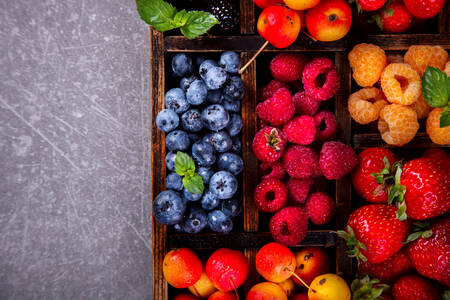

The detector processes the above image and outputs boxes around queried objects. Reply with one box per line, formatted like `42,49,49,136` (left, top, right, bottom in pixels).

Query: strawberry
252,127,287,163
337,204,411,264
403,0,445,19
406,218,450,286
374,1,412,33
358,248,413,284
352,148,398,204
392,275,440,300
351,275,391,300
352,0,387,12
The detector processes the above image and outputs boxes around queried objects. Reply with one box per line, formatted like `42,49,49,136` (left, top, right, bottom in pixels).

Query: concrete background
0,0,153,299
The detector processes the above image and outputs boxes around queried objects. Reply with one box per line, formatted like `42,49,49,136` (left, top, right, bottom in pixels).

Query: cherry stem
302,30,317,42
238,40,269,74
289,271,316,293
191,285,200,297
229,277,240,300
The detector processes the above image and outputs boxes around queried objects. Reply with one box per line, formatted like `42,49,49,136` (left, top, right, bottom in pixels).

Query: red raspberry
256,88,295,126
305,192,336,225
286,178,313,205
292,91,321,116
378,1,412,33
319,141,358,180
403,0,445,19
252,127,287,163
356,0,387,11
254,178,288,212
259,161,286,180
270,207,308,246
314,110,337,142
283,116,316,145
283,145,320,179
260,80,289,100
302,57,340,101
270,54,308,82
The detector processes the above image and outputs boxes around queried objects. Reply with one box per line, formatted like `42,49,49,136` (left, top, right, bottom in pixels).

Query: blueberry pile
153,52,245,234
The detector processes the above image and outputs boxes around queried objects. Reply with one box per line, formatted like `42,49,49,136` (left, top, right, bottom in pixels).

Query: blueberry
203,131,232,153
220,51,241,73
156,109,179,133
182,207,207,234
226,114,242,136
221,198,242,218
153,190,185,225
196,56,206,67
192,141,216,167
165,151,177,171
198,167,214,185
201,190,221,210
200,61,228,90
186,79,207,105
183,188,203,202
181,109,203,132
201,104,230,131
166,172,183,191
180,75,198,92
173,223,183,232
208,210,233,233
188,133,201,143
166,130,190,151
223,76,245,100
199,59,218,75
231,136,241,153
209,171,238,199
165,88,189,114
172,53,193,77
222,95,241,113
206,90,223,104
217,153,243,175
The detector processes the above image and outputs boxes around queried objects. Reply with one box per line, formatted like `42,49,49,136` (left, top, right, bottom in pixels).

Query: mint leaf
183,173,204,194
175,151,195,176
136,0,178,32
173,9,189,27
180,11,219,40
422,67,450,108
440,105,450,128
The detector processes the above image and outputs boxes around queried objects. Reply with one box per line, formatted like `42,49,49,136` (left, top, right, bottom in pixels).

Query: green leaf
172,9,189,27
136,0,178,32
384,8,395,17
440,105,450,128
373,14,383,30
396,200,407,221
421,229,433,238
180,11,219,39
182,173,204,194
175,151,195,176
442,290,450,300
422,67,450,108
405,231,422,243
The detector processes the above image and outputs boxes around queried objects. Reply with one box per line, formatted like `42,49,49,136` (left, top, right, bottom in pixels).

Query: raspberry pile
348,44,450,146
253,53,358,246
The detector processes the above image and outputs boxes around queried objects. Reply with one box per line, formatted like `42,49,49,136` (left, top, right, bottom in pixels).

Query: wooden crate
151,1,450,298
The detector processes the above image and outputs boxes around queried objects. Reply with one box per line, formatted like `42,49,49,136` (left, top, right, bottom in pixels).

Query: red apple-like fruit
256,242,297,283
293,247,330,285
247,282,288,300
206,248,249,292
208,291,237,300
254,0,284,9
306,0,352,42
163,248,202,288
173,294,200,300
257,6,301,48
277,278,295,297
188,266,217,298
284,0,320,10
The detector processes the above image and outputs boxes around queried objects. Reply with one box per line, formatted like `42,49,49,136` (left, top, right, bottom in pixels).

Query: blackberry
209,0,239,32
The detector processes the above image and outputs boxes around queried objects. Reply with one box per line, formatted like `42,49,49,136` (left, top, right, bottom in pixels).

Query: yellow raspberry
410,94,432,119
381,63,421,105
426,108,450,145
349,43,387,87
348,87,388,124
378,104,419,146
404,45,449,76
444,61,450,77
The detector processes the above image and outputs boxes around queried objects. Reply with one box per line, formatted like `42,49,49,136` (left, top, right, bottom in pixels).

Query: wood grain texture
240,0,255,34
438,1,449,33
150,28,168,300
244,248,259,295
353,132,449,149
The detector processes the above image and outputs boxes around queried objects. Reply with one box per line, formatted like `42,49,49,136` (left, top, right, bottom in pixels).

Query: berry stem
289,271,315,293
302,30,317,42
229,277,240,300
238,40,269,74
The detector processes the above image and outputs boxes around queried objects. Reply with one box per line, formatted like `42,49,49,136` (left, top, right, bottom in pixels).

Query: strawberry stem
336,226,368,264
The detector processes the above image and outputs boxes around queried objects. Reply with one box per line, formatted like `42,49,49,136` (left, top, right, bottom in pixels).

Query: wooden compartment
151,0,450,298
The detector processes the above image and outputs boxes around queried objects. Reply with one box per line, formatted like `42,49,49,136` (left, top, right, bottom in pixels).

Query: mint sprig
136,0,219,39
421,67,450,128
174,152,204,194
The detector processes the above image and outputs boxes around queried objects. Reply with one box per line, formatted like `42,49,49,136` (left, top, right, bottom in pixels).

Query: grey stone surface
0,1,152,299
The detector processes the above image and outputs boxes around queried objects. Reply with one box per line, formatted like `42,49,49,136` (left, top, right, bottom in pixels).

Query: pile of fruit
153,52,245,234
163,243,351,300
339,147,449,299
348,43,450,146
252,53,359,246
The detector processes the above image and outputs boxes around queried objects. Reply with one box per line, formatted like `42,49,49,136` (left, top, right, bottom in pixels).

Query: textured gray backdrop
0,0,153,299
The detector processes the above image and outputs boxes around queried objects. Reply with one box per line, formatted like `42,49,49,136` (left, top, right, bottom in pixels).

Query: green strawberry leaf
405,231,422,243
442,290,450,300
175,151,195,176
136,0,178,32
180,11,219,40
440,105,450,128
373,14,383,30
405,221,433,243
182,172,204,194
422,67,450,108
384,8,395,18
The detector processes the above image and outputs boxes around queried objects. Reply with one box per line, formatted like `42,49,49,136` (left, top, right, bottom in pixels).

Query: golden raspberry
381,63,421,105
349,43,387,87
404,45,449,76
348,87,388,124
426,108,450,145
387,54,404,64
410,94,432,119
378,104,419,146
444,61,450,77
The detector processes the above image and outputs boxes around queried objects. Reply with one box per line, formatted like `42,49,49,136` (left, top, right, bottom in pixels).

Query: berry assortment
154,52,244,234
